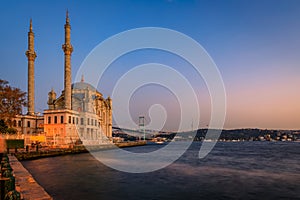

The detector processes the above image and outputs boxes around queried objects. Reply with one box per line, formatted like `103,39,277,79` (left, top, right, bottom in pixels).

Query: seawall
8,155,53,200
5,141,146,199
115,140,147,148
15,141,147,161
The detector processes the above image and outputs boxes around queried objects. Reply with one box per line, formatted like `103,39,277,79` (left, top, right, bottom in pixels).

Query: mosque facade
12,12,112,146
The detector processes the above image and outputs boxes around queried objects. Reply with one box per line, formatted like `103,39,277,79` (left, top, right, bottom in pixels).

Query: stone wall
7,155,52,200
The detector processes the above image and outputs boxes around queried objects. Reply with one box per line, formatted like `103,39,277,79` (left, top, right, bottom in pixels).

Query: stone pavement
8,155,52,200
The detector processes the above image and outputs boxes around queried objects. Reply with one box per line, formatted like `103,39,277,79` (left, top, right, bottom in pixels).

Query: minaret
62,11,73,110
25,19,37,115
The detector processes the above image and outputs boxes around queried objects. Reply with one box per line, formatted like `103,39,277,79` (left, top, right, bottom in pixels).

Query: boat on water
152,137,167,144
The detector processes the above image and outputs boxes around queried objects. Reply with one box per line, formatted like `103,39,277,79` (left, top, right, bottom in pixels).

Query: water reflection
22,142,300,200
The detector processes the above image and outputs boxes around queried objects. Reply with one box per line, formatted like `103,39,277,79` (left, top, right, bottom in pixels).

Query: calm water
22,142,300,200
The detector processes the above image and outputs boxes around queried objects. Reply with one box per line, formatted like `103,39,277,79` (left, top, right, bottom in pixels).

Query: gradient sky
0,0,299,130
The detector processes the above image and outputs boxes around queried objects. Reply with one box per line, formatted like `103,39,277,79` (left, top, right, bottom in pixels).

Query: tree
0,79,27,128
0,119,8,133
0,119,17,134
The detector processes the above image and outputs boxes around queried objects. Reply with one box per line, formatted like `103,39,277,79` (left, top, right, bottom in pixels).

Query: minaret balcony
25,50,37,60
62,44,73,54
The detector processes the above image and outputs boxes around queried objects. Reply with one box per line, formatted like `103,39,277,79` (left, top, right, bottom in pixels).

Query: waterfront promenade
8,155,52,200
2,141,146,199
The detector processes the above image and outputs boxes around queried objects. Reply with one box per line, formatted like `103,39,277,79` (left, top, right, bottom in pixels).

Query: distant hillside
155,129,300,141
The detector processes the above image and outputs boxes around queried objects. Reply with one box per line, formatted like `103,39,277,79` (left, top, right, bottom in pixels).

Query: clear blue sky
1,0,300,130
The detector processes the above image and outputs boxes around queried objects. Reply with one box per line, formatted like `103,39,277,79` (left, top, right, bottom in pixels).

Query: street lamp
34,112,40,134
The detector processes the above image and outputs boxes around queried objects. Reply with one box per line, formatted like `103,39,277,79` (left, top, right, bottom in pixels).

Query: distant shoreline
151,128,300,142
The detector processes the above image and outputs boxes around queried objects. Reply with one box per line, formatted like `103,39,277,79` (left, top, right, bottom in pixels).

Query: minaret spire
29,18,33,32
26,19,37,115
66,10,69,23
62,10,73,110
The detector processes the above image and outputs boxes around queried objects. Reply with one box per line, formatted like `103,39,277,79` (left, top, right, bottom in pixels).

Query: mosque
13,12,112,147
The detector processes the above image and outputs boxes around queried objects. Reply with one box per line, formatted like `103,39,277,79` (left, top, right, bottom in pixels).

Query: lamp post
34,112,40,134
54,134,58,146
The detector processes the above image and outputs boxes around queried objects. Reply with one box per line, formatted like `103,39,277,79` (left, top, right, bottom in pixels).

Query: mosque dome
71,82,97,91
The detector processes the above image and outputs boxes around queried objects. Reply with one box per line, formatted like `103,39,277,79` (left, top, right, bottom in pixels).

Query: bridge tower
139,116,145,141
